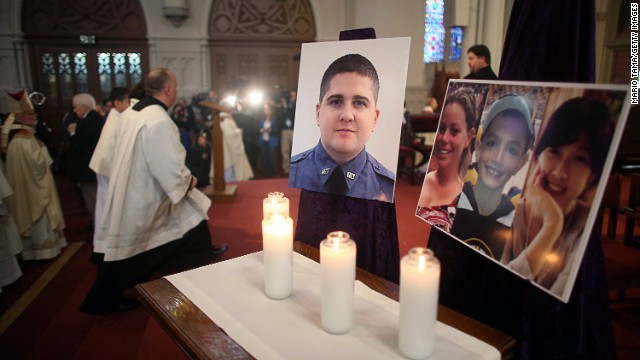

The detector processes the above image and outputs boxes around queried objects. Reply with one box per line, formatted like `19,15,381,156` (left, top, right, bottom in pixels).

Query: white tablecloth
166,252,500,360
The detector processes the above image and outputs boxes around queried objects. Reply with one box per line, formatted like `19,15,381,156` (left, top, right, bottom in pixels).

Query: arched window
449,26,464,63
22,0,149,143
424,0,445,63
424,0,464,64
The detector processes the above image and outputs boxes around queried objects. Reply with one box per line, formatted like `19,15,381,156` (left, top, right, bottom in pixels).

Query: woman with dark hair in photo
416,87,477,231
501,97,615,296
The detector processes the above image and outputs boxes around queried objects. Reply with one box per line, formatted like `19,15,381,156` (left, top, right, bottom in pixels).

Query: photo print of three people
287,37,631,303
416,81,630,302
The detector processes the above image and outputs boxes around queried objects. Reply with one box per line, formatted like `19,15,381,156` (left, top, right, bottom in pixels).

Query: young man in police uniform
288,54,395,202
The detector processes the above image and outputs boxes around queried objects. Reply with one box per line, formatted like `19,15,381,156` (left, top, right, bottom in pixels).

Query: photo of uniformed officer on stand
288,38,410,203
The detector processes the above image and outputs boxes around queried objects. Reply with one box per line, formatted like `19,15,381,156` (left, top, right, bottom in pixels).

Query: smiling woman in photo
501,97,614,296
416,87,477,231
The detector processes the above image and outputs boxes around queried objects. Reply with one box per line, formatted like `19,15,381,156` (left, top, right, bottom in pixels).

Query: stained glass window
41,53,57,104
114,53,127,87
58,53,71,75
37,50,144,109
128,53,142,85
75,53,88,93
98,53,112,75
98,53,112,95
424,0,444,63
57,53,73,103
42,53,55,75
74,53,88,75
449,27,463,63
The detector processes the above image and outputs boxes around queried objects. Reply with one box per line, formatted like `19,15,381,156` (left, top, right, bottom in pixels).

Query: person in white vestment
213,111,254,182
88,87,130,247
0,159,22,292
1,89,67,261
80,68,227,315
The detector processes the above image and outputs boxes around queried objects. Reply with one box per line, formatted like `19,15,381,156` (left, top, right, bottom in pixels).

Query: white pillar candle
398,247,440,359
262,214,294,299
263,192,289,219
320,231,357,334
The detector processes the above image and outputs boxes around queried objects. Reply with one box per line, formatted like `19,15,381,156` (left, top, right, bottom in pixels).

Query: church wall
0,0,28,111
306,0,429,112
141,0,212,97
0,0,516,115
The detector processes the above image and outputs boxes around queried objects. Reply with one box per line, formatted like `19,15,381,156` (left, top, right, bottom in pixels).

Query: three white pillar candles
263,192,289,219
398,247,440,359
320,231,357,334
262,214,294,299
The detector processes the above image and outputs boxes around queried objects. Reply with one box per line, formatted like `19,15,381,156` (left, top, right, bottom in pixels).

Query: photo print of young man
288,37,410,203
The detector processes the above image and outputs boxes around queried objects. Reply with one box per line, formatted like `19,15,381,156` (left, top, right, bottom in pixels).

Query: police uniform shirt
288,141,395,202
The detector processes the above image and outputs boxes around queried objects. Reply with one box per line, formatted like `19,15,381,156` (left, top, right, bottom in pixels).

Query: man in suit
67,93,105,225
464,44,498,80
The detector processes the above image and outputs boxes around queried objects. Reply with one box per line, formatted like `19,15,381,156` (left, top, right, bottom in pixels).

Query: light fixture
163,0,189,28
249,91,264,106
224,95,237,107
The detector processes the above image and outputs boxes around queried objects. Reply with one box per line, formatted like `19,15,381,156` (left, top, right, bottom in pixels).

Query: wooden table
136,242,515,359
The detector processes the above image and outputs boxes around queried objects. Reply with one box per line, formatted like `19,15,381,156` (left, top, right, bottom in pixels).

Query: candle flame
418,255,426,269
272,213,284,223
545,252,560,264
333,238,340,251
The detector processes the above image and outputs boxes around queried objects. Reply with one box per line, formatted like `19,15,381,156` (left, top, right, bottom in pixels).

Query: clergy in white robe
88,87,130,245
215,111,254,182
0,159,22,291
80,69,226,315
1,90,67,261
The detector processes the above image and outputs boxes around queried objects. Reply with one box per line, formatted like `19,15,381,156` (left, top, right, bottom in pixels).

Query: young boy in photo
451,94,534,260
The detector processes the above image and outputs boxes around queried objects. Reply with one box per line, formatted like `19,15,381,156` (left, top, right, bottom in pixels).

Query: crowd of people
0,69,301,310
167,87,297,182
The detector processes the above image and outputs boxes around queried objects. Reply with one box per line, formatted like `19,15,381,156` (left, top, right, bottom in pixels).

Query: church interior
0,0,639,359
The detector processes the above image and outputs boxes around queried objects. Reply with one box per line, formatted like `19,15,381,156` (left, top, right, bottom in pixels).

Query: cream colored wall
141,0,431,110
308,0,348,41
141,0,212,97
0,0,516,114
309,0,429,112
0,0,27,112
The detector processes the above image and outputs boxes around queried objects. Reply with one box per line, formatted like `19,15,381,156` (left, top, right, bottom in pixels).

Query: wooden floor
0,174,638,359
600,174,640,360
610,288,640,360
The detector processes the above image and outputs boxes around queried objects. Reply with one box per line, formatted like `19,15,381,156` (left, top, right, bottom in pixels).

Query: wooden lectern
197,100,237,203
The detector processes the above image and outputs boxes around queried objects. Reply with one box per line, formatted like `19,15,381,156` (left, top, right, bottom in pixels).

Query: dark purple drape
295,190,400,284
429,0,616,358
499,0,596,83
429,224,615,359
